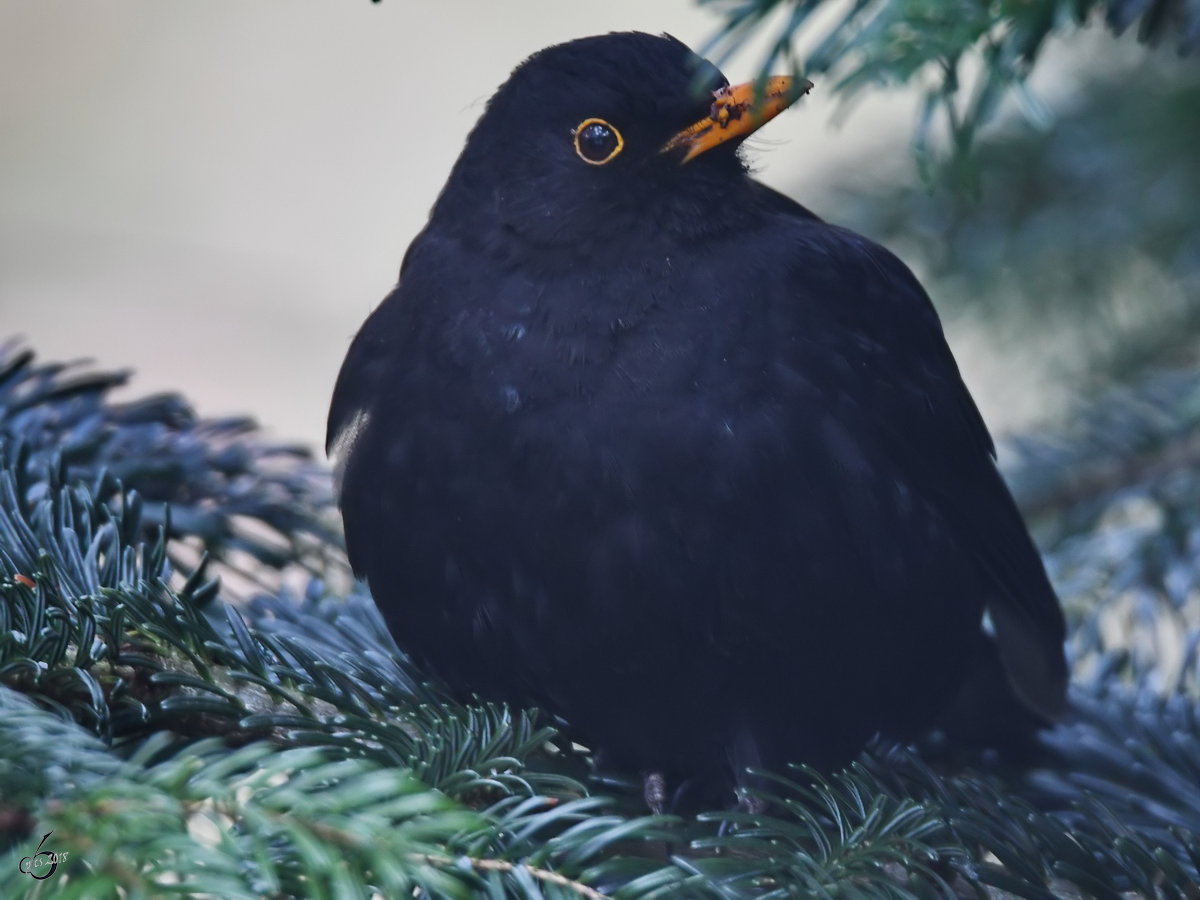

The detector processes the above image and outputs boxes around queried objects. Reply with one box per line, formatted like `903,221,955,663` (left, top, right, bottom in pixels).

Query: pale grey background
1,1,1089,453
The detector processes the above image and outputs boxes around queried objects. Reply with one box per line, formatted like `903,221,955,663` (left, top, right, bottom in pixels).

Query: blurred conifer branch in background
700,0,1198,176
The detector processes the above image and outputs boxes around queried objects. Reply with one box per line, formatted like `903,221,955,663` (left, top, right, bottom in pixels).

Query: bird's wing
776,216,1067,719
327,269,422,579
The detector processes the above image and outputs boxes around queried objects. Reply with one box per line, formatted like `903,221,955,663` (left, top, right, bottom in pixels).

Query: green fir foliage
697,0,1199,175
2,342,1199,896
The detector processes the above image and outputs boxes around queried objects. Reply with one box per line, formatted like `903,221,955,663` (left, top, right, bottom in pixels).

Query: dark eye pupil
579,123,617,160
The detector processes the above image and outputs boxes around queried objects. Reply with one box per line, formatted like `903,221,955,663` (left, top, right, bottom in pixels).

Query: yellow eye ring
573,118,624,165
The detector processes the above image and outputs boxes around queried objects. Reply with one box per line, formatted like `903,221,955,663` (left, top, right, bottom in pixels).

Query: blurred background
2,0,1197,457
0,0,879,451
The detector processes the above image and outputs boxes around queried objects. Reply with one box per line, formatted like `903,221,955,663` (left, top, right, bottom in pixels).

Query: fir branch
4,340,1200,896
3,737,486,899
698,0,1199,177
0,341,343,593
410,853,609,899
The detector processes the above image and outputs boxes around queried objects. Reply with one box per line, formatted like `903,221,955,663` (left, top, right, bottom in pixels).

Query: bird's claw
643,771,667,815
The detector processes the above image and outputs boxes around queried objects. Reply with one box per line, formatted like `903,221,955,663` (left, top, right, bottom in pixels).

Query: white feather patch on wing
328,408,372,496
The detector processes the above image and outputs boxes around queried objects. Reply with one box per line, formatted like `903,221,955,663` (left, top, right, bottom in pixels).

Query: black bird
328,32,1067,799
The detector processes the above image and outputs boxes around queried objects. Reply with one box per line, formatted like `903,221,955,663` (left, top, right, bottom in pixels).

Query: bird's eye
573,118,623,165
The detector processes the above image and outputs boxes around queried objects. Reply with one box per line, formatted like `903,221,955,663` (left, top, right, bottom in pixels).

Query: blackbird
328,32,1067,798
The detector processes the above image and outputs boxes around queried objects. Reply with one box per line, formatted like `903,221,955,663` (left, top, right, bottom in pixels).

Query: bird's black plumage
328,32,1067,792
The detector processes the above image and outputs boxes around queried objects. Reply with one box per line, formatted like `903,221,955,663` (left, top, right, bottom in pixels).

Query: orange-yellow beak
661,76,813,163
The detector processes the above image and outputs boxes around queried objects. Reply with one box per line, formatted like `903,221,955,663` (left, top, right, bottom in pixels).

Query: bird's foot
733,786,767,815
642,771,667,814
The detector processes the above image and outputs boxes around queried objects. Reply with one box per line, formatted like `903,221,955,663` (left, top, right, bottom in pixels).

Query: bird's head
430,32,811,253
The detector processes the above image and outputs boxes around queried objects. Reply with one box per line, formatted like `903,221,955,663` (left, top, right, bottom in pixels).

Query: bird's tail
933,629,1061,757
